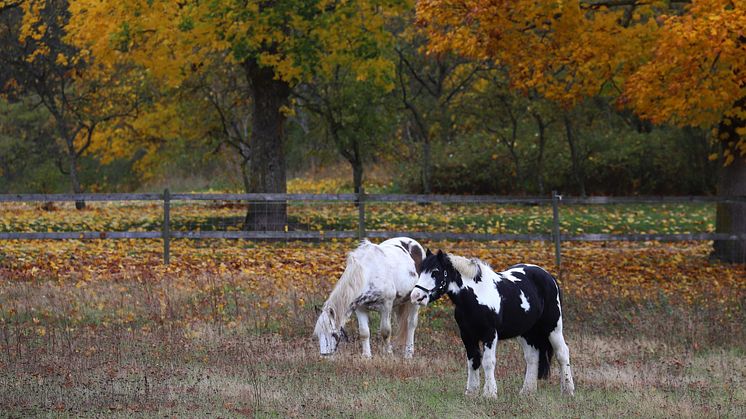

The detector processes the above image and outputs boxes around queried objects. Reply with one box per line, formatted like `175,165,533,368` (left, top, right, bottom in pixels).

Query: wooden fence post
163,188,171,265
552,191,562,271
358,187,366,240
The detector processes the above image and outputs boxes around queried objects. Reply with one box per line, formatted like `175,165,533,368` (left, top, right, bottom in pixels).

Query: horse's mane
315,240,375,335
448,254,486,280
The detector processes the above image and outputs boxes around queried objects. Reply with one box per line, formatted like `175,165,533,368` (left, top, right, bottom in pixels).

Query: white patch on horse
503,266,526,282
518,337,539,395
481,335,499,397
549,317,575,396
465,358,480,396
451,256,504,317
472,281,501,314
519,290,531,312
447,281,461,294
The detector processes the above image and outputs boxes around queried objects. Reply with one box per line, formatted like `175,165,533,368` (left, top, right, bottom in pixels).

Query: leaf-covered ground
1,239,743,342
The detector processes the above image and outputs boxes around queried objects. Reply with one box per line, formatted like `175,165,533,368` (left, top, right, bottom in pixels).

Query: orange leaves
624,2,746,129
417,0,657,107
418,0,745,159
1,239,744,332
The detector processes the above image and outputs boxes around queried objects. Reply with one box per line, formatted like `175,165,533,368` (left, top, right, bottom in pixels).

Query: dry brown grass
0,297,744,417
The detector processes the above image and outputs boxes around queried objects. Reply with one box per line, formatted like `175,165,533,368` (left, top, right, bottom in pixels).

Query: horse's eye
444,271,448,277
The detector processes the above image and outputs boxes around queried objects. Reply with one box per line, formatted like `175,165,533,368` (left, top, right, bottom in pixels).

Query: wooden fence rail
3,192,744,204
1,190,745,267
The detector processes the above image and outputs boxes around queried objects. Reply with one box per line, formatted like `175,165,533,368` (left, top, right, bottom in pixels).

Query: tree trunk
712,157,746,263
62,129,85,210
711,102,746,263
421,136,432,194
564,114,586,197
351,158,363,195
351,158,364,208
243,59,290,231
533,113,548,195
68,153,85,210
240,158,251,196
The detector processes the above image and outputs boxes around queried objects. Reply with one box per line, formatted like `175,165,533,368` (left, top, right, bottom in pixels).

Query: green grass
0,201,714,235
290,203,714,235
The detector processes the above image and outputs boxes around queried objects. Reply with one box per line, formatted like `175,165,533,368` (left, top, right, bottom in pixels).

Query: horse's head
313,306,346,356
411,249,453,306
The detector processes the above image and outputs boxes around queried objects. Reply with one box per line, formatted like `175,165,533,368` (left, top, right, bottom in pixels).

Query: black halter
415,270,449,300
414,284,431,293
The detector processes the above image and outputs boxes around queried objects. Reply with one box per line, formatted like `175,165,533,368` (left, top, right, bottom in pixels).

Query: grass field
1,318,743,417
1,235,745,417
0,200,715,235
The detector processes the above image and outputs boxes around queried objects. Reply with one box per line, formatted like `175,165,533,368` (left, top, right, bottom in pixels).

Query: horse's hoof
560,380,575,396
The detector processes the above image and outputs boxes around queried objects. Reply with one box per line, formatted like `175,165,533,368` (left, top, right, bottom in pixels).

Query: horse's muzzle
410,289,429,306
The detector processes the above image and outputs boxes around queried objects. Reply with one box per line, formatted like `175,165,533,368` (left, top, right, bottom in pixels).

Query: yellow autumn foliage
417,0,746,159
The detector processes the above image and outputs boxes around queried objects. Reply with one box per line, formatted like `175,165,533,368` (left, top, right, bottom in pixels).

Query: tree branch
397,53,428,141
396,47,438,98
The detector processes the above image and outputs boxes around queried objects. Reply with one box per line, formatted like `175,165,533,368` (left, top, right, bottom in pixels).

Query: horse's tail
325,246,369,326
393,302,417,350
538,339,554,380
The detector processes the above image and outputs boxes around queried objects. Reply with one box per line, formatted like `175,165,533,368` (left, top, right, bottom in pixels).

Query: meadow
0,199,744,417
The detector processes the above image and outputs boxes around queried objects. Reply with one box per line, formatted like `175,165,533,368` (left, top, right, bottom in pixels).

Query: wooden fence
1,190,745,267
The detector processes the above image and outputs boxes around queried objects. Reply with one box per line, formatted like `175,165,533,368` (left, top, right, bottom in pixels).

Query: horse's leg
481,336,498,398
355,309,372,358
518,337,539,395
403,303,419,359
549,320,575,396
461,334,481,396
379,300,394,355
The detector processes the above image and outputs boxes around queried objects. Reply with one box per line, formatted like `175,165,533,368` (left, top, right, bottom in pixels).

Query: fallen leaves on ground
0,238,743,335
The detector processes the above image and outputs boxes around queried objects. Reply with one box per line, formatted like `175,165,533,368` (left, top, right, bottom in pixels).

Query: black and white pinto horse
314,237,425,358
411,250,575,397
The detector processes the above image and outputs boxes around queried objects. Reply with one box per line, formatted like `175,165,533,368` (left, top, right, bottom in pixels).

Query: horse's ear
436,249,445,259
426,248,433,257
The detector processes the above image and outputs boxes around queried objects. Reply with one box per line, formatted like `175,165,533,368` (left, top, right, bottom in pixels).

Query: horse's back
494,264,561,338
503,264,560,301
353,238,421,303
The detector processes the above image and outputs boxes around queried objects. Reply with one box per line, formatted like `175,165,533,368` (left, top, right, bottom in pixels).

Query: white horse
314,237,425,358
